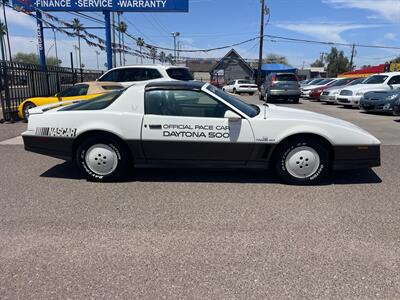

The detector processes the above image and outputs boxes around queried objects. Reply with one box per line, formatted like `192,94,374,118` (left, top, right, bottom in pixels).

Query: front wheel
274,137,330,185
76,136,131,182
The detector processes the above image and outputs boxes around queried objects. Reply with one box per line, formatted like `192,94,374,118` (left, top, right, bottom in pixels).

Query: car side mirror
224,110,241,121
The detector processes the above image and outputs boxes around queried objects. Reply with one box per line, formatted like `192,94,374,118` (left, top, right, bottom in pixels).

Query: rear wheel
259,93,265,101
23,102,36,121
76,136,131,182
292,97,300,104
249,92,255,96
233,88,237,94
274,137,330,185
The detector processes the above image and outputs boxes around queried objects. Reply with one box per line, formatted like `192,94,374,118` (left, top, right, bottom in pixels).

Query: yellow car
18,81,123,120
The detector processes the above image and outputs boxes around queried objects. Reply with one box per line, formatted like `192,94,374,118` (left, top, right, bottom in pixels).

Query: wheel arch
72,130,133,162
269,132,334,163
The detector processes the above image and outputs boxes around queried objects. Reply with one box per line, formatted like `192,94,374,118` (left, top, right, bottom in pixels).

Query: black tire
76,136,131,182
274,137,330,185
259,93,265,101
233,88,237,94
249,92,255,96
22,102,36,121
292,98,300,104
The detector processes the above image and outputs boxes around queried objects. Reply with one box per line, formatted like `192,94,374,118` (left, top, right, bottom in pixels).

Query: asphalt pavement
1,97,400,299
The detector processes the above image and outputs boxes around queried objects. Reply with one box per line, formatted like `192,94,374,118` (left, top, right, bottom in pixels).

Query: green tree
392,57,400,63
71,18,83,68
263,53,289,65
159,51,166,64
325,47,350,77
166,53,174,65
117,21,128,65
311,59,324,68
136,37,145,64
13,52,61,66
150,47,157,64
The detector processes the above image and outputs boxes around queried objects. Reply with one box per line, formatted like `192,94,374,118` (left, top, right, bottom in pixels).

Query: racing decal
36,127,77,137
161,124,230,139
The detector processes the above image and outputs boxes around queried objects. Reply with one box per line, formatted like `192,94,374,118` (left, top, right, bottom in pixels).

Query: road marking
0,136,23,145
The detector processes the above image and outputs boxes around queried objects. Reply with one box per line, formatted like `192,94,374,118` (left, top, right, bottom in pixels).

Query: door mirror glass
224,110,241,121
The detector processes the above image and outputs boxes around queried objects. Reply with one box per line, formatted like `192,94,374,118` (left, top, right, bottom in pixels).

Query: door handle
148,124,162,130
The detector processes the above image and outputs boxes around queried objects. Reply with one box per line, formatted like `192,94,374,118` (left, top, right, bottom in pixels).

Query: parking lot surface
1,97,400,299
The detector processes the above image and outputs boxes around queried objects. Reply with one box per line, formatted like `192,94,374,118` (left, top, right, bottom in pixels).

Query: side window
58,84,89,97
146,90,229,118
388,76,400,85
98,70,119,82
120,68,163,82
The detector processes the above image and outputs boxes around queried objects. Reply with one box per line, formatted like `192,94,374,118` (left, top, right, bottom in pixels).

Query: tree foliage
325,47,350,77
13,52,61,66
311,59,324,68
263,53,289,65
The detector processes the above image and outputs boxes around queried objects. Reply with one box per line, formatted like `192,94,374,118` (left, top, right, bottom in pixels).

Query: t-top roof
145,81,206,91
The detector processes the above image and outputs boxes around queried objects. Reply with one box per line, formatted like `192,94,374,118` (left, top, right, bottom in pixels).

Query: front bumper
333,145,381,170
320,94,338,103
360,99,394,113
301,90,311,98
22,133,74,160
336,95,362,106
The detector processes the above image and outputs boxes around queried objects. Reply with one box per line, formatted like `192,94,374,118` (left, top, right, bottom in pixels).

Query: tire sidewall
275,139,330,185
76,137,128,182
23,102,36,120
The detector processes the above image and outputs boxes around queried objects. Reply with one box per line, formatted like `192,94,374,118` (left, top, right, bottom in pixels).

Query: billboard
13,0,189,12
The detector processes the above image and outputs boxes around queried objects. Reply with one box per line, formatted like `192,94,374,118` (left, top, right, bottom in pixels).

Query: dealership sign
12,0,189,12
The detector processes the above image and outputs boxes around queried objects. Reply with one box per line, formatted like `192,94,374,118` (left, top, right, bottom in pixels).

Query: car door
388,75,400,90
141,89,255,162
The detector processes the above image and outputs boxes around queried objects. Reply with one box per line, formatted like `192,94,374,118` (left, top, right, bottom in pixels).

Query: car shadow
41,162,382,185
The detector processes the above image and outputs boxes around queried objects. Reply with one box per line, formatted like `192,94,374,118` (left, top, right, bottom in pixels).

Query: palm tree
159,51,166,65
167,53,174,65
136,37,145,64
117,21,128,66
150,47,157,64
2,0,12,61
71,18,83,69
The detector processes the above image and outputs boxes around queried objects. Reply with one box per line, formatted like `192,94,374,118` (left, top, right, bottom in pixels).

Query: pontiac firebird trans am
22,81,381,185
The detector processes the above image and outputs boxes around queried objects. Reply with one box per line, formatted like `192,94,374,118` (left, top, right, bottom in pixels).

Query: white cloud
324,0,400,22
384,33,397,41
5,6,36,29
275,23,378,43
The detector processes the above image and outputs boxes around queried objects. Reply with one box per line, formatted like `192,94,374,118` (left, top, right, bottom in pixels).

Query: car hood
255,104,359,129
364,90,400,99
341,83,387,93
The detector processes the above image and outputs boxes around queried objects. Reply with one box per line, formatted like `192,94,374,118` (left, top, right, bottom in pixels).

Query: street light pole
257,0,265,88
95,50,100,70
53,29,59,67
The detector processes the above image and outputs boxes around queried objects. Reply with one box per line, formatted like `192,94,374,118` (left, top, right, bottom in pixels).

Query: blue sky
4,0,400,69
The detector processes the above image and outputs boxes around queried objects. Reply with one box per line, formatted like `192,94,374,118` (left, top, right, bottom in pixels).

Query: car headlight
386,94,399,101
356,91,364,96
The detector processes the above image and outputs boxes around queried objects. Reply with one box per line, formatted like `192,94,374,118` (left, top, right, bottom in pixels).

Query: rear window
238,80,252,84
166,68,194,81
276,74,297,82
59,90,124,111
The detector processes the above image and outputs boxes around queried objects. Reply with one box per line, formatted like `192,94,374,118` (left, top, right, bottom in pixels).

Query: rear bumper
237,87,258,93
333,145,381,170
22,134,74,160
269,90,300,98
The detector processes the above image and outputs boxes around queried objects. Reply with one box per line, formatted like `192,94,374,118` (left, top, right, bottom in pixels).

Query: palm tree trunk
122,33,125,66
78,34,82,69
2,1,12,62
140,46,143,64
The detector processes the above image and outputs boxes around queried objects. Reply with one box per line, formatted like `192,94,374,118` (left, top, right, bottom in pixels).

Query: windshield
166,68,194,81
318,79,334,85
348,78,365,85
329,78,353,87
59,90,124,111
309,78,324,85
363,75,388,84
207,85,259,118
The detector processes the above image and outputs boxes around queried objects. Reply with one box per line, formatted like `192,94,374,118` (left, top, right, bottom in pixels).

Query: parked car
222,79,258,95
336,72,400,107
301,78,336,99
97,65,194,87
301,78,325,88
321,78,365,103
23,81,380,185
393,98,400,116
360,89,400,114
260,73,301,103
17,81,123,121
309,78,356,101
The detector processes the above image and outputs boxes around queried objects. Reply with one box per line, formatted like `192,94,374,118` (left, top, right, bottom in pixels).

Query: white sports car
22,81,381,185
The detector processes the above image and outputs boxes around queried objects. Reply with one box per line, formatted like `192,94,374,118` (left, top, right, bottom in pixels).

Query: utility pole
112,12,116,68
257,0,268,88
117,12,122,66
52,28,59,67
171,32,180,64
320,52,326,67
349,44,356,71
